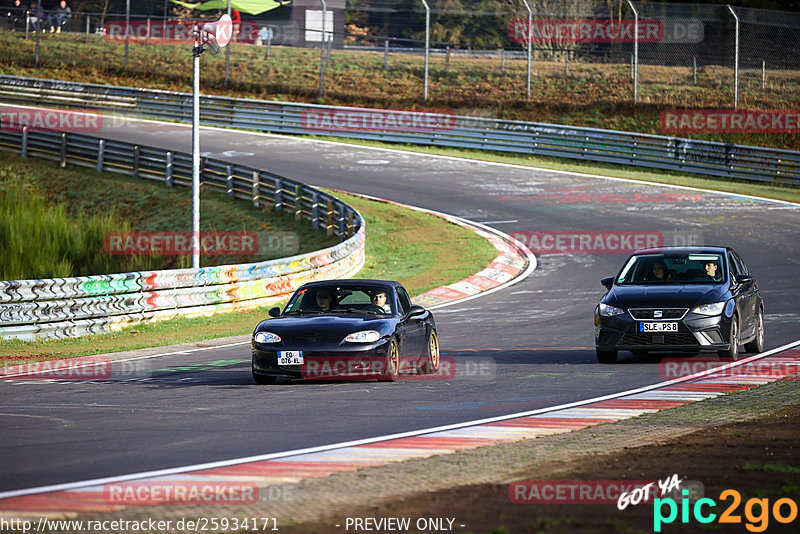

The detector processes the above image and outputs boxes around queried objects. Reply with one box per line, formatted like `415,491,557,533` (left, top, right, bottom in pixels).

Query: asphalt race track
1,118,799,493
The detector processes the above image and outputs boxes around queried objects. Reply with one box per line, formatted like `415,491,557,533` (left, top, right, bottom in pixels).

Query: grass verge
1,32,798,150
0,178,497,361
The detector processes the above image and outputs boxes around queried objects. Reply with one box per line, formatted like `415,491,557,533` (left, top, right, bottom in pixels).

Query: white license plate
278,350,304,365
640,322,678,333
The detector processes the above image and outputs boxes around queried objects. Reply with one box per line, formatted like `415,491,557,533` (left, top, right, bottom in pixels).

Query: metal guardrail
0,128,365,341
0,75,798,185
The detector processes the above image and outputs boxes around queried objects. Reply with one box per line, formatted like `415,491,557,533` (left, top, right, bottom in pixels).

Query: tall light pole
191,15,232,269
521,0,531,101
727,5,739,108
319,0,326,96
420,0,430,101
627,0,638,104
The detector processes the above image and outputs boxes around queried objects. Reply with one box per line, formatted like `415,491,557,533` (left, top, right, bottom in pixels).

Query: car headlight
599,303,625,317
344,330,381,343
692,302,725,316
254,331,281,344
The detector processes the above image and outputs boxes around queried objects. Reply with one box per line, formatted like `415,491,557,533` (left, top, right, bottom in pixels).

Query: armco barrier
0,129,365,341
0,75,798,185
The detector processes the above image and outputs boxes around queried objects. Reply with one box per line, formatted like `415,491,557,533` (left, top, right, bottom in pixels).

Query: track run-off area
1,115,799,521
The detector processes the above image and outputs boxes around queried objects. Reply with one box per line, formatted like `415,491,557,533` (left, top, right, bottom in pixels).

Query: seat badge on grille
654,310,663,318
307,337,317,343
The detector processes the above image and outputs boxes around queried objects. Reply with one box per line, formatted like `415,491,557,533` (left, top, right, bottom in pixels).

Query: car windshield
283,285,394,315
616,253,727,285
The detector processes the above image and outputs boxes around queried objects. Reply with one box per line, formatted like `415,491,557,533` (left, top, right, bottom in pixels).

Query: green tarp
169,0,288,15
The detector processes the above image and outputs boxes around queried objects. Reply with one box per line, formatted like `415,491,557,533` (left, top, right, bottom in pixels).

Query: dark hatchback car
251,280,439,384
594,246,764,363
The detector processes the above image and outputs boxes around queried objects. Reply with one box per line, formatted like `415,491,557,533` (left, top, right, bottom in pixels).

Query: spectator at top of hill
46,0,70,33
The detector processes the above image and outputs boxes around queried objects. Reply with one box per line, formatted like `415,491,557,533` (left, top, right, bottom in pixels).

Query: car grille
621,332,698,346
629,308,687,320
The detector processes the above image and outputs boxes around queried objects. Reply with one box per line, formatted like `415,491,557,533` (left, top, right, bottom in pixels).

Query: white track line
2,339,798,500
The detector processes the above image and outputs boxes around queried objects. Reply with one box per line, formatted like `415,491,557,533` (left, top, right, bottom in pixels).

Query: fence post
346,211,354,237
266,27,272,59
132,145,140,178
326,200,335,236
295,184,303,220
85,15,90,44
383,38,389,70
627,0,639,104
21,126,28,158
274,176,283,211
252,170,260,208
165,151,173,186
124,0,130,72
60,133,67,168
500,47,505,76
311,191,320,230
521,0,532,101
693,56,697,85
445,45,450,74
420,0,430,101
762,60,765,89
337,202,346,240
728,5,739,108
97,139,105,172
226,165,234,199
34,4,41,64
565,50,569,76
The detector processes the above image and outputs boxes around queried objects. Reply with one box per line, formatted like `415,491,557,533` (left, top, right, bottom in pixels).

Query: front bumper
595,310,732,353
252,339,394,380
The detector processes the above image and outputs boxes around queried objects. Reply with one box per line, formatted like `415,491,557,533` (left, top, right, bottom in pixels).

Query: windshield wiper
284,309,325,315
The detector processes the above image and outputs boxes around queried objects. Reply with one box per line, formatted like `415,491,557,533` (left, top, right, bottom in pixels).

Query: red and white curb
1,344,798,518
328,190,536,309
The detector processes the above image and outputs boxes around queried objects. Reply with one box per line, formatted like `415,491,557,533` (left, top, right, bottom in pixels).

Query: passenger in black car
646,260,672,282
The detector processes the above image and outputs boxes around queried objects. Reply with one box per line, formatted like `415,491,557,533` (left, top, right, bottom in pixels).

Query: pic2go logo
653,489,798,532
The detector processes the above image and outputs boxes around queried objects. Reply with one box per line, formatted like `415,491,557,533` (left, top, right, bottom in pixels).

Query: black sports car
594,246,764,363
251,280,439,384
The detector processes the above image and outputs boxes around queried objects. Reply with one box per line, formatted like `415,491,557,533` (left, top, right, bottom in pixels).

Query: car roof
296,279,403,290
631,246,732,255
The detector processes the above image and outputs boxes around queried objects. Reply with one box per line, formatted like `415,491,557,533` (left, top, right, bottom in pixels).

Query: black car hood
256,314,393,338
608,284,726,309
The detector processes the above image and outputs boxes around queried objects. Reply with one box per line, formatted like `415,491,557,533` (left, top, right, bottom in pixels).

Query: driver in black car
313,289,334,311
370,289,391,313
701,260,722,282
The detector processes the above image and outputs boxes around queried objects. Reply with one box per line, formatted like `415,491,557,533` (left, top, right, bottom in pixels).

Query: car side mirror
406,305,426,319
601,276,614,290
735,274,753,285
268,306,281,318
